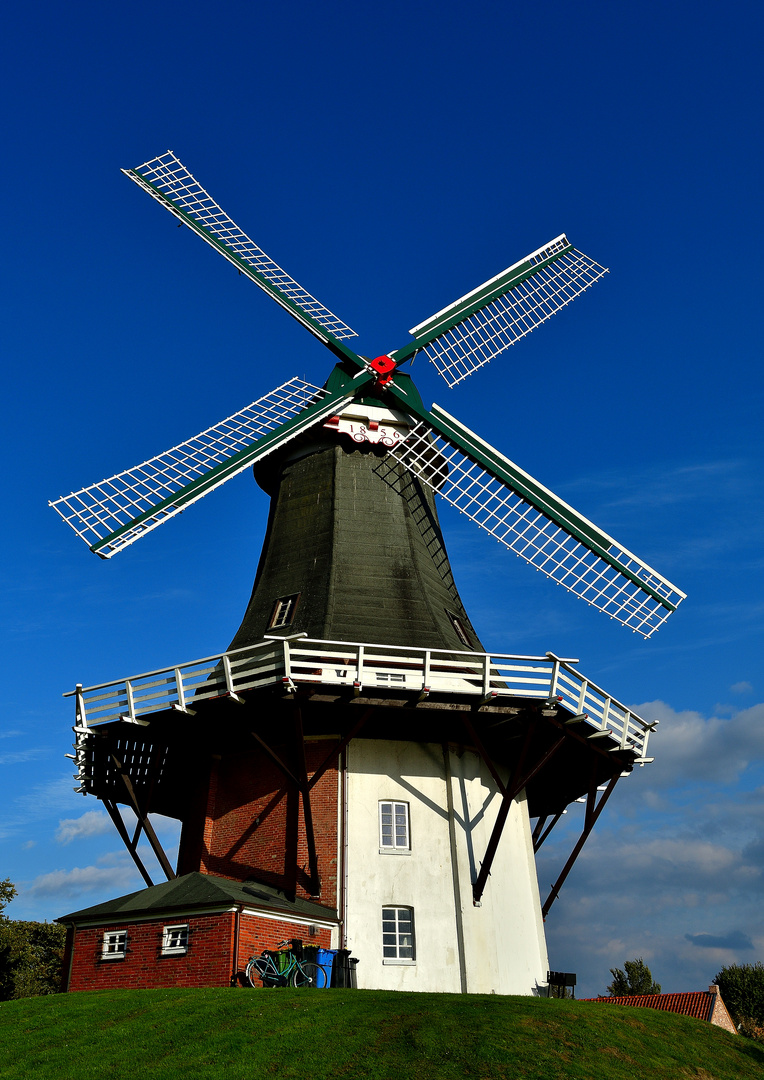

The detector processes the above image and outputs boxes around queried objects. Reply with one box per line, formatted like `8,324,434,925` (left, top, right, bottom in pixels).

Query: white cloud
0,748,52,765
56,810,112,844
27,862,138,900
0,777,80,841
633,699,764,786
732,681,754,694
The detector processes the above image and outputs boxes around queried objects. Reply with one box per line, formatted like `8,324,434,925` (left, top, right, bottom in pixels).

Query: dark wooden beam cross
109,751,176,882
249,706,377,898
532,810,564,853
541,765,621,918
101,796,154,887
471,721,567,903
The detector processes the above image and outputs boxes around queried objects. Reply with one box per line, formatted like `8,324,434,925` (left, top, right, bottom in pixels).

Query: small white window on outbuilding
101,930,127,960
379,800,410,852
161,924,190,956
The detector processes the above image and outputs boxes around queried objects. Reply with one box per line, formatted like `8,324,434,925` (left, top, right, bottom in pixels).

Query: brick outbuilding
57,872,338,992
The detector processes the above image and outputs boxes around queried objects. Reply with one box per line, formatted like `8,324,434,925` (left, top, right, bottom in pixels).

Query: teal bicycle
245,939,328,989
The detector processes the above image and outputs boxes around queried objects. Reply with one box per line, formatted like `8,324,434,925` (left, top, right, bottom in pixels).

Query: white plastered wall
343,739,549,995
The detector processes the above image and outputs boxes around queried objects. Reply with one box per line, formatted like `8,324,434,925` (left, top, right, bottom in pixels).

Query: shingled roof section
56,871,338,926
582,987,737,1034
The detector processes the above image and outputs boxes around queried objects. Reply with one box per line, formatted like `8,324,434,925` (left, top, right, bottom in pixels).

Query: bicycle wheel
291,961,326,988
245,957,261,987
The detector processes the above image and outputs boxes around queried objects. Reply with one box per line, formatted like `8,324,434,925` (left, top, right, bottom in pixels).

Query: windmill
53,153,684,995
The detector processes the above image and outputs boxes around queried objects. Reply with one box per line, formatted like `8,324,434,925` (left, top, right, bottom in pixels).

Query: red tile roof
585,991,714,1021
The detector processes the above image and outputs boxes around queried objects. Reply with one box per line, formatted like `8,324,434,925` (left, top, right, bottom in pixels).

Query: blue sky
1,0,763,998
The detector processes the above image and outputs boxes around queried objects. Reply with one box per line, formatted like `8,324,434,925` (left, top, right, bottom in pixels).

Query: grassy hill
0,988,762,1080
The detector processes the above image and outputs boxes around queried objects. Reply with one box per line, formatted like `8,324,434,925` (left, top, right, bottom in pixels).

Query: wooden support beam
308,707,376,791
471,719,537,903
541,768,620,918
294,707,320,896
533,811,564,853
102,797,154,887
110,753,176,881
249,730,301,788
531,815,548,847
127,742,167,850
473,727,566,903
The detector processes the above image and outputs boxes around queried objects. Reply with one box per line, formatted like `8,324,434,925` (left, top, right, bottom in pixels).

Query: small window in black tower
269,594,300,629
446,610,471,648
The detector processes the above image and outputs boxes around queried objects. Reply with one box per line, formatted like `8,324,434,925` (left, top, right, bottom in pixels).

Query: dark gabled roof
583,991,714,1021
57,872,338,925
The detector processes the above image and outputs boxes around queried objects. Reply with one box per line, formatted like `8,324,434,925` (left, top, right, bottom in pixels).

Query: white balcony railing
66,637,654,793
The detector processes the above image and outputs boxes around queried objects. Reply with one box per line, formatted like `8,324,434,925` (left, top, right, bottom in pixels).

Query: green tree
0,878,16,913
607,958,661,996
714,963,764,1029
0,880,66,1000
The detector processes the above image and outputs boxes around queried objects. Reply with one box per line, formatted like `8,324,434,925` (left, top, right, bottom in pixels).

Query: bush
0,880,66,1000
714,963,764,1029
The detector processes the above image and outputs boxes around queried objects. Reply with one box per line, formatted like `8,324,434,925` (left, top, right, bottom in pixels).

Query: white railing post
482,653,491,696
75,684,88,729
222,653,235,694
283,639,292,680
619,709,631,749
576,677,588,714
423,649,431,689
356,645,365,686
601,696,611,733
125,680,136,722
175,668,186,712
547,653,561,699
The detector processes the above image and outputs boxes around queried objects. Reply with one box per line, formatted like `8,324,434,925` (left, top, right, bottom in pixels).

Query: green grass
0,988,762,1080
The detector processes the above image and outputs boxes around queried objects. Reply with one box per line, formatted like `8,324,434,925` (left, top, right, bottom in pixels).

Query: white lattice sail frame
50,378,326,558
385,408,685,637
124,151,357,343
406,237,608,387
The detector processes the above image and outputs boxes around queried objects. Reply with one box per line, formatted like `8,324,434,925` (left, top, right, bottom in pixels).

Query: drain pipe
443,743,468,994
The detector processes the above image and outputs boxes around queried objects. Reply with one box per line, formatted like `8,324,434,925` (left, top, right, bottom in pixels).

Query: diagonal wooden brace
294,707,320,896
102,796,154,888
110,753,176,881
541,767,620,918
472,729,566,903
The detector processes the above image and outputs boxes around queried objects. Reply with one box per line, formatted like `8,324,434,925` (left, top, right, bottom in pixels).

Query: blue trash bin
316,948,336,989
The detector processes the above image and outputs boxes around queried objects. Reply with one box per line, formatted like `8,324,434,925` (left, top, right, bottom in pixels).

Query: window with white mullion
101,930,127,960
161,924,189,956
382,906,415,961
379,800,410,851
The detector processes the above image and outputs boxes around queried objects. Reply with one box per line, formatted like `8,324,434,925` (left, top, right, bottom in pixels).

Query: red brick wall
65,911,336,991
66,913,235,992
235,912,333,980
178,741,340,908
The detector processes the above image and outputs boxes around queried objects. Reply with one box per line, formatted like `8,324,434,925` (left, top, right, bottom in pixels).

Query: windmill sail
392,236,608,388
123,152,359,355
49,378,352,559
381,402,685,637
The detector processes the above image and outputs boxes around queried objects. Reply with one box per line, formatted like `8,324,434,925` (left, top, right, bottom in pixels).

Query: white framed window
379,800,410,852
101,930,127,960
269,594,299,629
161,924,189,956
382,906,415,963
